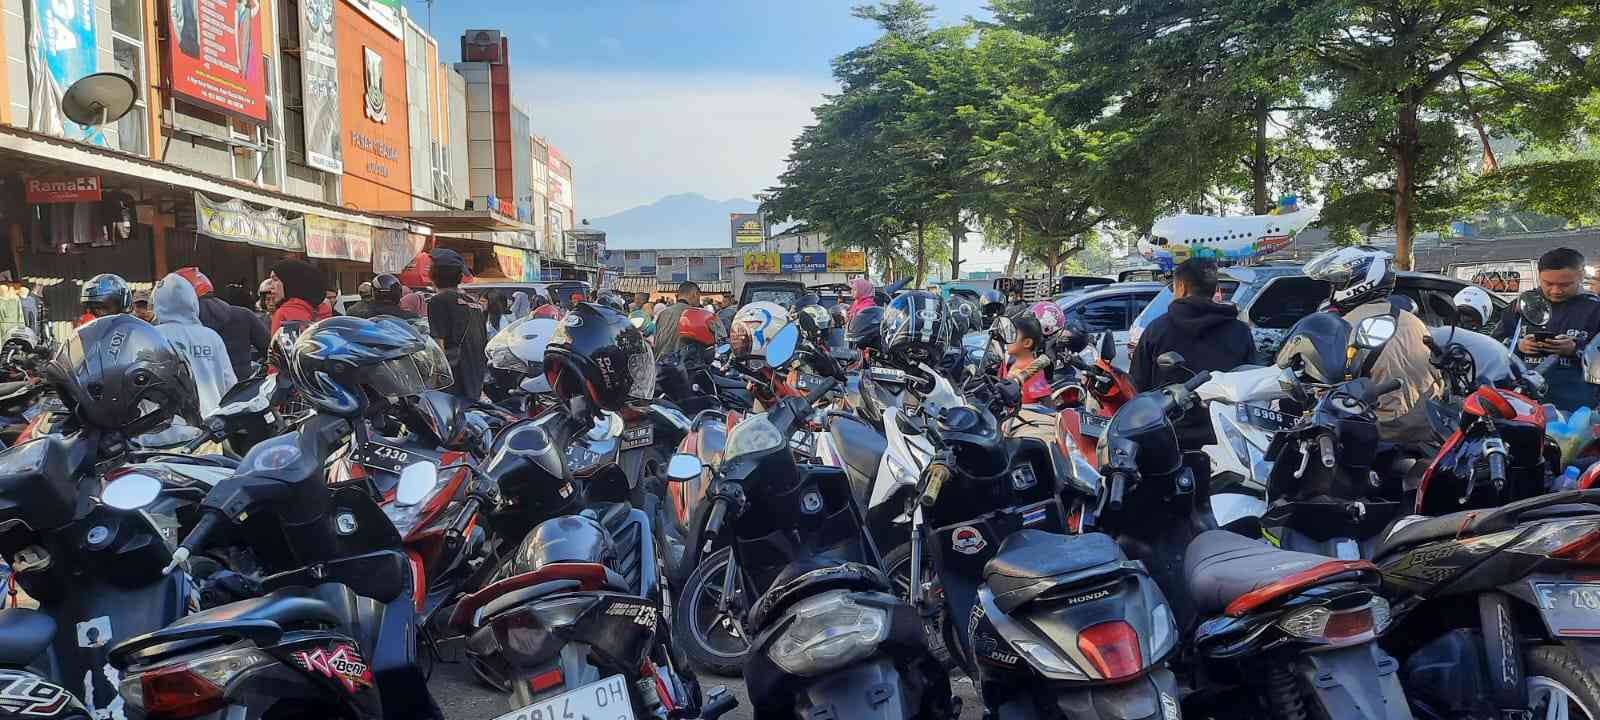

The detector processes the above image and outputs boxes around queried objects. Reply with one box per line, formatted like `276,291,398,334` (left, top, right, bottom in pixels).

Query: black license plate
795,373,824,392
349,440,417,474
621,424,654,451
1080,413,1109,438
1535,582,1600,637
1239,404,1292,431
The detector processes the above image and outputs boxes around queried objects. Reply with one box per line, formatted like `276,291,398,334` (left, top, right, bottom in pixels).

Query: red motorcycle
1053,331,1135,462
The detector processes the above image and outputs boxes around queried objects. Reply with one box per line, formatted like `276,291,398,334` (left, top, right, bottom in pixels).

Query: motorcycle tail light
1279,598,1387,646
1517,519,1600,564
1077,620,1143,681
128,648,273,718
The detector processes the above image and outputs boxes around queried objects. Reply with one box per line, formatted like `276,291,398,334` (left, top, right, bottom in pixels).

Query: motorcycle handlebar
920,463,951,509
1183,371,1213,393
1372,377,1404,398
164,511,224,575
803,376,839,407
1107,472,1127,512
703,497,729,545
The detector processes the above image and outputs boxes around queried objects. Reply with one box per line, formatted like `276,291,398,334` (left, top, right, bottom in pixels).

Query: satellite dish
62,72,138,127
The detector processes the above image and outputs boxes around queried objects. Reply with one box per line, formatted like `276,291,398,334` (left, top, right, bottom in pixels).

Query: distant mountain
588,193,757,250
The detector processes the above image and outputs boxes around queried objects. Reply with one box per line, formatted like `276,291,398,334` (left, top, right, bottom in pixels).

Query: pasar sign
26,176,103,203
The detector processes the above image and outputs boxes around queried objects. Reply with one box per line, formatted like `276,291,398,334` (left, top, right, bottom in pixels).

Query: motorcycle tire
883,543,956,671
1527,645,1600,720
675,547,749,677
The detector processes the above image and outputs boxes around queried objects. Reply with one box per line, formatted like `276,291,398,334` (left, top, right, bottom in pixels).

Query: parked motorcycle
666,324,954,719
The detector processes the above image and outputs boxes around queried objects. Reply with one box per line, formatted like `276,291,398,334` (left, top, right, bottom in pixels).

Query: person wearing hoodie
1129,259,1256,447
153,273,238,417
176,267,268,380
268,259,331,336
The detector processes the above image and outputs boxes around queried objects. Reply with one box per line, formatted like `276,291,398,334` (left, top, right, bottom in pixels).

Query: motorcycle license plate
1239,404,1292,431
349,440,416,474
795,373,823,392
1080,413,1109,438
493,674,634,720
621,424,654,451
1534,582,1600,637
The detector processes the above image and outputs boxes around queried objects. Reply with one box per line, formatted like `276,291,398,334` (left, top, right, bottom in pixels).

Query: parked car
463,280,594,308
739,279,807,307
1128,265,1509,364
1055,274,1114,295
1053,282,1165,368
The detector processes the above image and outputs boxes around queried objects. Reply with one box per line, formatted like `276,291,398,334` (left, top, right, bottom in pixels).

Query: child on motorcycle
1001,312,1053,404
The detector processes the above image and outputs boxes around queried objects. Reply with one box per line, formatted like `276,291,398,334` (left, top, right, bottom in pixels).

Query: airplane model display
1137,196,1319,271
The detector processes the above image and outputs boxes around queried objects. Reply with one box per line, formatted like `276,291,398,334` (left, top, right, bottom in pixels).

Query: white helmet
486,317,560,392
729,301,790,361
1305,247,1395,311
1453,285,1494,330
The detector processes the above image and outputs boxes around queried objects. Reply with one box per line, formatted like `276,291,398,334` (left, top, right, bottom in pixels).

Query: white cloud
515,70,832,218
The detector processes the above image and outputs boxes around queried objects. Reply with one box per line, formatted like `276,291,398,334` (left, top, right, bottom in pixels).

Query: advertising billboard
167,0,269,122
781,253,827,273
194,192,304,251
827,250,867,273
337,0,410,210
743,252,780,274
299,0,342,172
305,215,373,262
344,0,401,39
731,213,765,245
32,0,101,143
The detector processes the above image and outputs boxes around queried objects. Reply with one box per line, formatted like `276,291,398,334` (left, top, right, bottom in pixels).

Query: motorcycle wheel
883,543,955,670
1527,646,1600,720
675,547,749,677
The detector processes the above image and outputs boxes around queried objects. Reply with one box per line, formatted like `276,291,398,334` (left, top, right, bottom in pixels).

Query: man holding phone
1493,247,1600,412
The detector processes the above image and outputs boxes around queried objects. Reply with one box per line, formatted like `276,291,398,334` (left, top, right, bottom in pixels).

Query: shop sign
731,213,765,245
26,176,102,204
345,0,401,39
33,0,103,144
305,215,373,262
781,252,827,273
743,252,780,274
493,246,524,279
827,250,867,273
167,0,270,122
372,228,424,273
194,192,305,251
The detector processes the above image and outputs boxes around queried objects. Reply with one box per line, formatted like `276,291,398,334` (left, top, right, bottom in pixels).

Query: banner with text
372,229,423,273
168,0,269,122
743,252,780,274
298,0,342,172
827,250,867,273
731,213,766,245
32,0,102,143
780,252,827,273
26,176,102,204
194,192,304,251
305,215,373,262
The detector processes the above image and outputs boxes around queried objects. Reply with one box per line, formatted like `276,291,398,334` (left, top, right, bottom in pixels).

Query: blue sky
405,0,992,220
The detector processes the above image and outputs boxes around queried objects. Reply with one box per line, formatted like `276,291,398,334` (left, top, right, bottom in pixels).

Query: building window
109,0,147,155
232,55,280,186
625,251,641,261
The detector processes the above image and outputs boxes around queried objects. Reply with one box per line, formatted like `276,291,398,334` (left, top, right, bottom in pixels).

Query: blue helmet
81,273,131,315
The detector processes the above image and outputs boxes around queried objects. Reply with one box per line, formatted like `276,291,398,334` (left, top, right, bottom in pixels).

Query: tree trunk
1005,221,1022,277
1456,73,1498,174
1392,98,1419,271
1046,243,1060,280
948,211,965,281
1253,94,1270,215
914,220,926,286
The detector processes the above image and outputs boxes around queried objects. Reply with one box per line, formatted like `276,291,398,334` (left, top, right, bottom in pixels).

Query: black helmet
846,305,885,350
283,316,451,417
372,274,405,305
81,273,131,316
597,291,628,312
1304,247,1396,312
947,294,980,337
980,289,1005,326
45,314,199,436
544,303,656,418
881,291,950,369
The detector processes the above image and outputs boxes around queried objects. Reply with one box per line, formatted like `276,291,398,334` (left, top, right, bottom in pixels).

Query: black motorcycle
443,400,713,720
1088,358,1411,719
108,413,442,720
664,323,954,719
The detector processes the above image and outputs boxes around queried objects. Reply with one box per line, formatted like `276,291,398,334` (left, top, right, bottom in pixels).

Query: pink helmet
1031,301,1066,337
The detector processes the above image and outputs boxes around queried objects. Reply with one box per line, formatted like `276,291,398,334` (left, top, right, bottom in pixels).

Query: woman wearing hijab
847,277,876,320
484,291,511,334
268,259,331,335
510,291,530,320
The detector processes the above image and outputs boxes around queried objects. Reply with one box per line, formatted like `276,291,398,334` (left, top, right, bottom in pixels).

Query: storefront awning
0,125,410,231
392,210,535,234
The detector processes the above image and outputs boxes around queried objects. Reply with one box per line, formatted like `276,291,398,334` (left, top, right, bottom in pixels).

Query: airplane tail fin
1272,195,1300,215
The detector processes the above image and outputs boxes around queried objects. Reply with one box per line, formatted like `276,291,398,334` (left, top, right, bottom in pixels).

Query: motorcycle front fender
1296,643,1413,720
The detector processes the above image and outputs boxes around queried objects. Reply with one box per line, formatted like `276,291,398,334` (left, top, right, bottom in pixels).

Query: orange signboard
166,0,269,122
26,176,102,203
337,1,410,211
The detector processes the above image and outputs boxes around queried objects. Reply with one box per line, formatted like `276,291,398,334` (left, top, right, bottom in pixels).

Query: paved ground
430,640,983,720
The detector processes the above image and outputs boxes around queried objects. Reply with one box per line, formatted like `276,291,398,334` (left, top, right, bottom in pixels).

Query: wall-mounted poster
30,0,102,143
299,0,342,172
167,0,269,122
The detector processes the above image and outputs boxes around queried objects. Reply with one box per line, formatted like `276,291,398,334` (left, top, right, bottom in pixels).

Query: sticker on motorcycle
0,672,75,717
951,526,987,555
292,643,374,693
1011,466,1037,491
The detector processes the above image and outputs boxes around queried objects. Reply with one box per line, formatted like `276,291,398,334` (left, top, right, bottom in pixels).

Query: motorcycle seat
712,375,746,390
747,559,890,632
1185,530,1374,617
826,414,887,483
983,531,1126,615
164,590,342,631
0,609,55,666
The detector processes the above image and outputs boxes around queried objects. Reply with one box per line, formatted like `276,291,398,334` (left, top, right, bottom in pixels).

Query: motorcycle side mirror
666,453,702,483
102,473,162,510
1278,366,1304,402
1352,315,1397,349
1098,331,1115,362
1157,351,1186,370
396,461,438,507
992,316,1018,345
1519,289,1553,327
765,323,800,369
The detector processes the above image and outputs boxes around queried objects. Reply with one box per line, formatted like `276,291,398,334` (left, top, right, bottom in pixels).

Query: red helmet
532,304,564,321
174,267,214,297
678,307,718,346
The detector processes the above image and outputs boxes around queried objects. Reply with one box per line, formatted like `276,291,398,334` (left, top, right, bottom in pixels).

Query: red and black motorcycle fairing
1415,385,1558,516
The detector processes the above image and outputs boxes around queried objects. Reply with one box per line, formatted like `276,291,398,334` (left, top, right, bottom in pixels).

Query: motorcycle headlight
726,414,784,463
769,591,888,677
886,448,918,483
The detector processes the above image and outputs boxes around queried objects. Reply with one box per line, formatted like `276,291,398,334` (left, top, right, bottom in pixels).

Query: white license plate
1535,582,1600,637
494,675,634,720
1080,413,1109,438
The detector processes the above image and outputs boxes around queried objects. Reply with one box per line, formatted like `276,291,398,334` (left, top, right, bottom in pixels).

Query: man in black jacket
1129,259,1256,447
347,274,418,320
178,267,268,380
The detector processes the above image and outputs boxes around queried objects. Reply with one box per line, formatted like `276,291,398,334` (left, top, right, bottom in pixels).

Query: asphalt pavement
430,641,984,720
